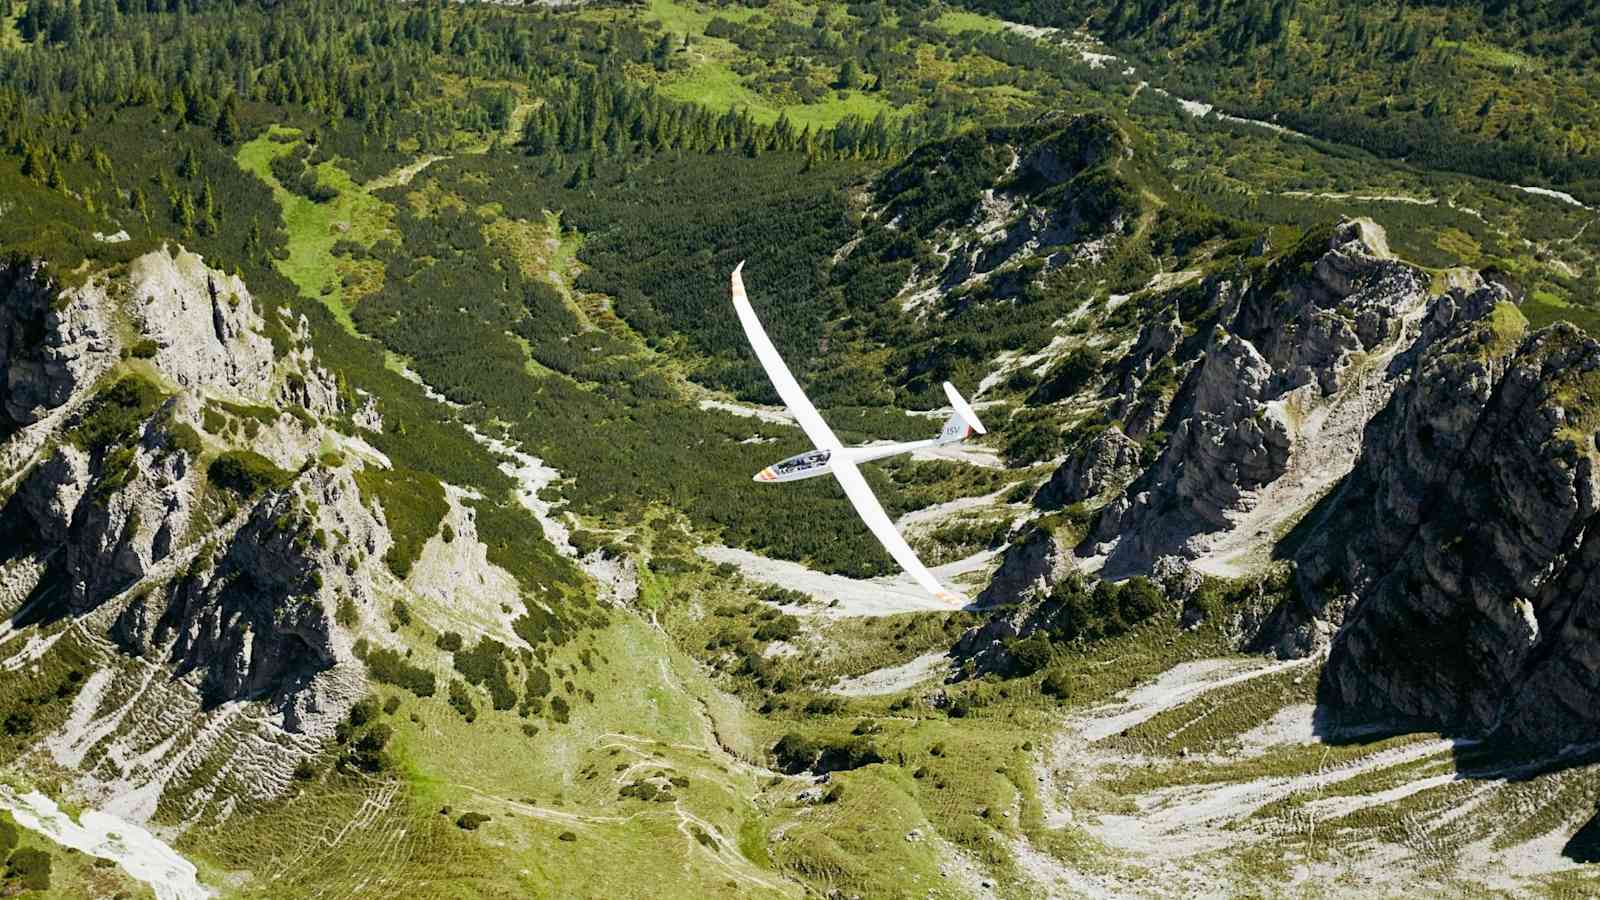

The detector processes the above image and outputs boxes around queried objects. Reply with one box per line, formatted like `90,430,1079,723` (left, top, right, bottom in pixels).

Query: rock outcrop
959,212,1600,746
974,525,1074,608
1080,220,1431,575
1034,425,1142,509
1257,286,1600,747
866,114,1142,307
0,259,115,427
131,248,279,404
0,245,377,812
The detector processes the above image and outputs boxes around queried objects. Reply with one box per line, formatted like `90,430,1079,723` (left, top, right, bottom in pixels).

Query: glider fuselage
753,440,942,483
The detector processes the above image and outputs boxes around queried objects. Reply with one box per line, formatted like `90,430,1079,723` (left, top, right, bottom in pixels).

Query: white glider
731,261,987,603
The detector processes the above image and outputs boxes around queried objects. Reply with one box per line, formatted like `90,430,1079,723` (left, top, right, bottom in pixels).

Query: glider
731,261,987,603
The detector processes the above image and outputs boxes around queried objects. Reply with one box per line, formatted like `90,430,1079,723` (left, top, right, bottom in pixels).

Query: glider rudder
938,382,986,443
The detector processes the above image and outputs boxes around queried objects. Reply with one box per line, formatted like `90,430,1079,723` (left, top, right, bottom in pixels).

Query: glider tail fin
937,381,986,444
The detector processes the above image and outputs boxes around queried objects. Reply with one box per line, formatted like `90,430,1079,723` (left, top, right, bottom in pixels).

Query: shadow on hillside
1310,666,1600,865
1564,811,1600,864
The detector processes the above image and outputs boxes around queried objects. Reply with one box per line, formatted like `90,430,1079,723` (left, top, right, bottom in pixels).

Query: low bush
69,374,165,452
455,812,491,831
208,450,294,497
363,647,436,697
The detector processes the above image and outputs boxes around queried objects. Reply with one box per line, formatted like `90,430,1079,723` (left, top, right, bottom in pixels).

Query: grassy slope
235,126,396,335
175,603,795,899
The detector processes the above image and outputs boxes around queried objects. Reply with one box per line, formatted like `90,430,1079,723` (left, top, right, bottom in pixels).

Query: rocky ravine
965,219,1600,748
0,246,391,820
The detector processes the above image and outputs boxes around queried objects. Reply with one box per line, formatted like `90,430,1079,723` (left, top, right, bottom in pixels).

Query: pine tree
172,189,195,236
835,59,859,90
214,94,241,145
199,179,217,221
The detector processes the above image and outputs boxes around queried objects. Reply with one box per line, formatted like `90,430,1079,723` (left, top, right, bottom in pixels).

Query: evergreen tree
214,94,241,146
835,59,859,90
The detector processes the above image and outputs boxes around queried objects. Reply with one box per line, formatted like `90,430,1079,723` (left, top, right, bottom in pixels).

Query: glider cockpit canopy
774,449,831,476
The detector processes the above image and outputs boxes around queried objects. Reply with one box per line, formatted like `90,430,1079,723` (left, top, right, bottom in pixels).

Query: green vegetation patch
67,374,166,453
236,127,396,334
358,642,437,698
353,465,446,580
207,450,295,498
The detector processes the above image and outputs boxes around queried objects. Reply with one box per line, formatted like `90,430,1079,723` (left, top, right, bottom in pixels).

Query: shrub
354,466,447,580
455,812,491,830
772,733,882,774
771,733,819,773
69,375,165,452
448,680,477,722
1029,346,1103,404
753,613,801,642
165,422,203,457
436,631,463,652
1005,632,1054,676
335,596,357,629
558,831,577,842
208,450,294,497
348,697,379,727
364,647,436,697
1004,421,1066,466
1041,668,1072,699
128,338,160,358
5,847,52,892
454,638,517,710
823,783,846,803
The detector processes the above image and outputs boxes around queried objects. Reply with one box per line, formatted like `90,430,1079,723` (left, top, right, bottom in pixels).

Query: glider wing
829,458,960,602
730,262,841,450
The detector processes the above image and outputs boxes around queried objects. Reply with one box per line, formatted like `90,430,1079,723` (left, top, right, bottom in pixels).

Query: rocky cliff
0,245,390,813
966,217,1600,748
1083,219,1432,577
1273,287,1600,746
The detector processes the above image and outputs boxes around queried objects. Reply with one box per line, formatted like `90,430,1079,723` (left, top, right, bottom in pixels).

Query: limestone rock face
974,526,1074,608
0,260,114,426
13,443,91,545
1035,426,1142,510
130,247,278,405
1263,285,1600,747
118,467,386,727
972,211,1600,748
0,244,376,796
1081,219,1430,576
